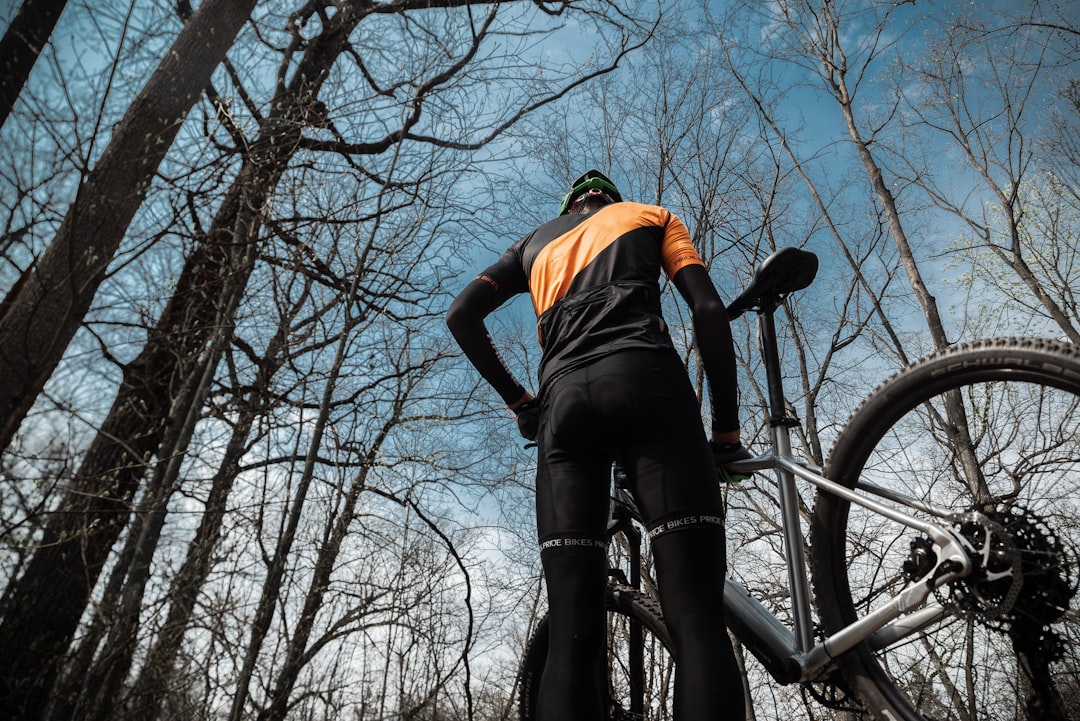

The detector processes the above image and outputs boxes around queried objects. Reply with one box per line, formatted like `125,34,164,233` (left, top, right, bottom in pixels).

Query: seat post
757,306,789,427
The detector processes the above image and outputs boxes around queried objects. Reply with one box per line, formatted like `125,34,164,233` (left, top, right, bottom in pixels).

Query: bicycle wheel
811,337,1080,721
518,582,675,721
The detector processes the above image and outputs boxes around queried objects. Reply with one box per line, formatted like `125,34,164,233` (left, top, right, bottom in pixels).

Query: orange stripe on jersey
529,203,704,317
529,209,622,316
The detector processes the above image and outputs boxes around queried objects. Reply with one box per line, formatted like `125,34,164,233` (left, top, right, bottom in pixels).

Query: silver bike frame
723,449,972,684
717,306,975,685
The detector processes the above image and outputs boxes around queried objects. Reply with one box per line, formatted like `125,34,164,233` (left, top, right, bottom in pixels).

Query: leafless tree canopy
0,0,1076,719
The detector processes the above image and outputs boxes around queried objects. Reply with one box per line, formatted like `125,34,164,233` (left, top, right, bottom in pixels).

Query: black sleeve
670,263,740,434
446,256,530,406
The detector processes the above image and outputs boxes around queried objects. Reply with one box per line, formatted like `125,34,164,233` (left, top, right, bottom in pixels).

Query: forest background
0,0,1076,720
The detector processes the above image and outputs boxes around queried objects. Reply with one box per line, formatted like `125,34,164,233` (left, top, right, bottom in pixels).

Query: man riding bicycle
447,170,749,720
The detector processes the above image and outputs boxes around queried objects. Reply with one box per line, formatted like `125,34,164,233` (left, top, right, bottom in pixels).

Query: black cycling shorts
535,349,724,548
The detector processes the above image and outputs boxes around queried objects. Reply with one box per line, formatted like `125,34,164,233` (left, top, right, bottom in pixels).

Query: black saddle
726,247,819,319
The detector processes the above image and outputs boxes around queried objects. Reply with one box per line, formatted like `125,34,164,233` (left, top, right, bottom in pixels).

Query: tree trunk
0,0,67,129
0,4,365,716
124,314,297,720
227,315,356,721
820,10,989,500
258,450,379,721
79,291,237,721
0,0,257,453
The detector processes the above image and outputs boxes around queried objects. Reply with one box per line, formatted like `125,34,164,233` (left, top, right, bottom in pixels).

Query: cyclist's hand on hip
511,396,540,441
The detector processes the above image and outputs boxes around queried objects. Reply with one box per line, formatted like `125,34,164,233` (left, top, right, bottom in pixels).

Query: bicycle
516,247,1080,721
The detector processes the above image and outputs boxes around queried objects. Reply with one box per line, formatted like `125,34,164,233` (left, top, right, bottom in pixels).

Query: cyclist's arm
659,211,740,442
446,276,531,408
671,263,740,443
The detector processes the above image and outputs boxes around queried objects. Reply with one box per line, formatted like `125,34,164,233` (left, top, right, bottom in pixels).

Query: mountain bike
516,247,1080,721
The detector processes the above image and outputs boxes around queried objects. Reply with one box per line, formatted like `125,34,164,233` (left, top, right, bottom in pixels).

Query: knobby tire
518,582,675,721
811,337,1080,721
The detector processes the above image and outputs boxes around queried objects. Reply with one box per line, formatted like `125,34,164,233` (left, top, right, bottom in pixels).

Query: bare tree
45,252,319,721
0,0,258,455
0,1,661,718
892,6,1080,341
704,2,1078,716
0,0,67,130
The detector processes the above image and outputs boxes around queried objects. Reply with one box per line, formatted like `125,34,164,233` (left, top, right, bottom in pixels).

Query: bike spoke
814,340,1080,721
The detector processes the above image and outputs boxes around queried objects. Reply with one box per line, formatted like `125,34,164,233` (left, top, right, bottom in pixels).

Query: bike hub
902,505,1076,661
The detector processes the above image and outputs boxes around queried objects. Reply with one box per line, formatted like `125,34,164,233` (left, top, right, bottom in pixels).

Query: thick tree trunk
0,0,257,453
0,5,361,717
0,0,67,129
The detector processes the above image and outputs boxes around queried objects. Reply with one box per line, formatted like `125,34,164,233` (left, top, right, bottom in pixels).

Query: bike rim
822,363,1080,720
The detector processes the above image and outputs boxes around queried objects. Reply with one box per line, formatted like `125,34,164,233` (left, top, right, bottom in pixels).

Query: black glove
710,441,753,483
514,399,540,441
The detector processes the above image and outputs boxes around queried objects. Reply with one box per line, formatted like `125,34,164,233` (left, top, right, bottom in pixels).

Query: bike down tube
723,574,955,685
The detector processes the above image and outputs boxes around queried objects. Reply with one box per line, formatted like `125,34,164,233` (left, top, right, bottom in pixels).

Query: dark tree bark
0,6,259,715
122,314,299,720
0,0,67,130
0,0,258,454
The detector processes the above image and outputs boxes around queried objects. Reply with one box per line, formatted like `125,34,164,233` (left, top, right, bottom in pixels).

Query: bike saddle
726,247,819,319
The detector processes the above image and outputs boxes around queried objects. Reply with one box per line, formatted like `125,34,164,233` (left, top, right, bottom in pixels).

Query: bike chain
796,623,867,714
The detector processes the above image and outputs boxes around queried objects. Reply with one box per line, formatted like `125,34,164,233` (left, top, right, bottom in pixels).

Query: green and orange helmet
557,169,624,215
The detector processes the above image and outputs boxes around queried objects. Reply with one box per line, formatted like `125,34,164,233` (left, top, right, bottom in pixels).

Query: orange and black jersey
476,202,705,389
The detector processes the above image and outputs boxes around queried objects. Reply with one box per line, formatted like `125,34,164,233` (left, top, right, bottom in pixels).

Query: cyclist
446,170,749,720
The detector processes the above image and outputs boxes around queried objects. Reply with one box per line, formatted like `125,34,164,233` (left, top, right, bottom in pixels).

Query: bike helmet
557,169,623,215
